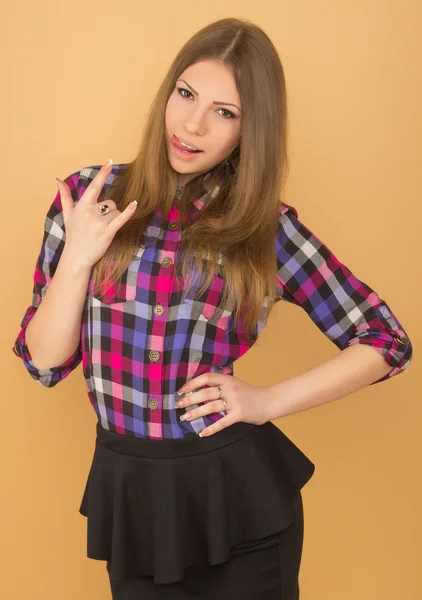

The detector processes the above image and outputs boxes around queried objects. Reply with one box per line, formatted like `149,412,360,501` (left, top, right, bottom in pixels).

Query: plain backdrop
2,2,421,599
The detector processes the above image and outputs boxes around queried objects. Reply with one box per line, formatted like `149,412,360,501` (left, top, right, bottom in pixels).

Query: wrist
260,384,279,424
60,247,93,276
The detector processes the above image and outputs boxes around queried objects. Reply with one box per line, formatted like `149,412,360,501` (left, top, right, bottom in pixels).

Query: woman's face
165,59,242,186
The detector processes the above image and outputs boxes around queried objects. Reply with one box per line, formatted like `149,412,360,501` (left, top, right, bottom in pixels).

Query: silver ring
99,203,110,215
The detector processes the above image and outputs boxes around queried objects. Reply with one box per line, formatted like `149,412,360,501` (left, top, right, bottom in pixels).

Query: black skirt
79,419,315,586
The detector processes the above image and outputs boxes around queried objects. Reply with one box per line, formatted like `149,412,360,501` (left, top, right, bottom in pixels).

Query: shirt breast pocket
183,263,235,328
88,246,147,305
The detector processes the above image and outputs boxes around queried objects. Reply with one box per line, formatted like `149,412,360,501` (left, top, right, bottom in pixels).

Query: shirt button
161,257,172,268
148,398,159,410
154,304,164,316
169,221,179,230
393,333,409,345
149,350,160,362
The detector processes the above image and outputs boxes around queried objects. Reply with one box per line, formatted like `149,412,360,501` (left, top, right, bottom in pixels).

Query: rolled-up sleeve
275,204,413,385
12,170,83,387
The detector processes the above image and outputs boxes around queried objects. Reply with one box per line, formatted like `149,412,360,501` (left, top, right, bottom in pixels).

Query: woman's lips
171,135,203,152
171,135,204,159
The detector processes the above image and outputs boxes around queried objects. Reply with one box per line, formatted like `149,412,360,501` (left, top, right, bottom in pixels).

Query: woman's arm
24,247,91,370
275,205,412,385
12,170,87,386
265,343,394,421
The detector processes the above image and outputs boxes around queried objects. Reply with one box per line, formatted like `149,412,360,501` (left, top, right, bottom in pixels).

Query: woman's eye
218,108,236,119
178,87,193,100
176,87,236,119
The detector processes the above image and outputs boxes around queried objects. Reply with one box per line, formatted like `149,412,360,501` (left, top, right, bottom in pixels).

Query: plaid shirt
12,163,412,439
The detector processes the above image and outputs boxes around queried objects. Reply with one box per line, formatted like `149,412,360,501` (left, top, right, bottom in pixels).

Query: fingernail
106,158,113,169
54,178,61,187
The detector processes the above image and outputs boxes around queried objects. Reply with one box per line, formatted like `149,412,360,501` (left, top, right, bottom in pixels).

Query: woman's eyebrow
177,79,241,111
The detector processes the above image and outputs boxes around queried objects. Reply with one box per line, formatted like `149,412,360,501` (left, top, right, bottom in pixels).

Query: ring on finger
217,385,228,408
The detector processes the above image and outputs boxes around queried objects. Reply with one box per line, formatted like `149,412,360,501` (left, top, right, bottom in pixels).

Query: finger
79,160,114,206
107,200,138,235
96,208,121,225
56,178,74,224
199,415,235,437
177,374,222,395
94,197,117,213
180,398,223,420
176,386,218,408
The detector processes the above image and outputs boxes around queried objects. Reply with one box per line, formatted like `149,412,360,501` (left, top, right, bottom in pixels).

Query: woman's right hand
57,160,138,269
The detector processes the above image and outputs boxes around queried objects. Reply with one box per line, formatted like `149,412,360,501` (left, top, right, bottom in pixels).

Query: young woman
13,17,412,600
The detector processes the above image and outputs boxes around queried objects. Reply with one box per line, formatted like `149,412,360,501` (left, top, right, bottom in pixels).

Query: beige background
2,2,421,598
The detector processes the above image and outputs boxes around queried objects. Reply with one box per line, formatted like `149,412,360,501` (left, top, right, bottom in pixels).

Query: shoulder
275,200,322,257
276,201,300,240
278,201,298,219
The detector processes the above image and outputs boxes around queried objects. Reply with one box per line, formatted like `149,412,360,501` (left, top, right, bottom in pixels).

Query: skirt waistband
95,420,256,459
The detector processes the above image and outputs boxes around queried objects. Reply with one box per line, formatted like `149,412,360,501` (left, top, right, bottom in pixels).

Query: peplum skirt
79,419,315,586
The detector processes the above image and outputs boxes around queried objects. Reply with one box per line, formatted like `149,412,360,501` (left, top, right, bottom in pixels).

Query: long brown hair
91,17,290,340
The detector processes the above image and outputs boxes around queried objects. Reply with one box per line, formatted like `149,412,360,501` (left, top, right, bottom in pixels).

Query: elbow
31,372,62,388
343,330,413,385
12,340,82,388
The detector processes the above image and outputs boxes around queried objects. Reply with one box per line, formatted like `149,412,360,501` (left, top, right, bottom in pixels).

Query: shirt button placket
147,202,180,439
148,298,165,436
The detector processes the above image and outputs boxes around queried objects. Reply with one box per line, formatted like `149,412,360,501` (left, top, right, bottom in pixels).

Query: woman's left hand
175,374,273,437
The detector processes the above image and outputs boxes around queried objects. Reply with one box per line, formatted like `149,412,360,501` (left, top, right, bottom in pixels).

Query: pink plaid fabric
13,163,412,439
